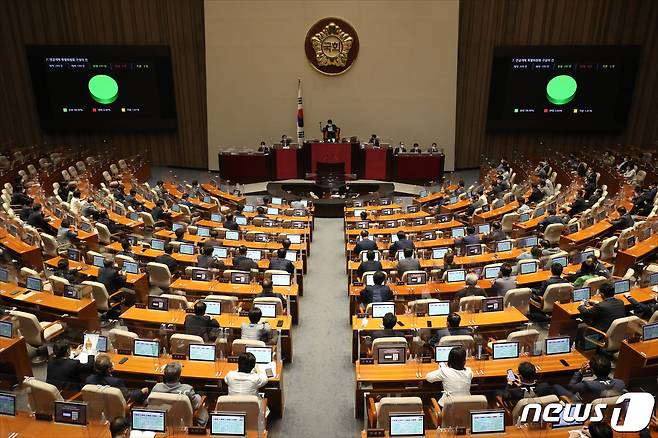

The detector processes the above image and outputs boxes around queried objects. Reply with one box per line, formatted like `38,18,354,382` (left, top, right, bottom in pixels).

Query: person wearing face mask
257,141,270,153
322,119,339,142
394,141,406,154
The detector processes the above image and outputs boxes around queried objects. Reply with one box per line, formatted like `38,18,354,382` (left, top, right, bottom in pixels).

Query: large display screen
486,46,640,132
26,45,177,131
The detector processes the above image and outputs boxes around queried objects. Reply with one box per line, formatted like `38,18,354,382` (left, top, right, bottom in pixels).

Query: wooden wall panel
0,0,208,168
455,0,658,169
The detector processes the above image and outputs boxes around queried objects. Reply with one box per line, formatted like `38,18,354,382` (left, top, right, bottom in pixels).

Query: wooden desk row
354,351,587,417
119,306,293,363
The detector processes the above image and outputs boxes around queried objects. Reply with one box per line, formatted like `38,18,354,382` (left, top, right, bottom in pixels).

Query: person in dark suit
197,246,225,271
255,206,268,219
428,313,470,347
268,248,295,274
85,354,149,402
368,134,380,146
460,225,480,246
396,247,421,275
223,214,239,231
610,206,634,231
388,231,415,258
498,362,555,405
354,230,377,255
98,257,127,294
257,141,270,153
527,183,544,203
532,262,569,300
27,204,51,230
150,199,170,222
280,134,292,147
117,240,135,259
567,355,625,402
11,188,32,206
203,230,223,249
257,278,287,311
322,119,339,142
578,281,626,333
371,313,405,340
53,258,80,284
410,143,422,153
537,208,565,233
184,301,221,341
154,243,178,273
19,199,33,221
233,245,258,272
46,339,94,391
360,271,393,305
482,221,508,243
453,273,487,306
568,190,588,215
626,292,658,320
393,142,406,154
357,250,383,278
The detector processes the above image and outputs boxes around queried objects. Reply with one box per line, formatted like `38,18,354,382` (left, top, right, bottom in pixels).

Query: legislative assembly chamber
0,0,657,437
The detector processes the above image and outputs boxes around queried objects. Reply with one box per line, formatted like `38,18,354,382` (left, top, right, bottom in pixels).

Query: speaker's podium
303,141,359,176
273,143,301,180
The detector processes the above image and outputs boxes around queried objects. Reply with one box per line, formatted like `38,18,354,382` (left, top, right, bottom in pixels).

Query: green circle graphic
88,74,118,104
546,75,577,105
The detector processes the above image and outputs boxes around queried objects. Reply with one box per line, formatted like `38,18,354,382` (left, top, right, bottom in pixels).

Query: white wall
205,0,459,171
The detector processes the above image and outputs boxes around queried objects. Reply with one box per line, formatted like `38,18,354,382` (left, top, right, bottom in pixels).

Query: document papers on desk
13,291,37,301
255,362,277,378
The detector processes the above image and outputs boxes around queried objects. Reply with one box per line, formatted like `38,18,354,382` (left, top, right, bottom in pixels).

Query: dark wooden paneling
456,0,658,169
0,0,207,168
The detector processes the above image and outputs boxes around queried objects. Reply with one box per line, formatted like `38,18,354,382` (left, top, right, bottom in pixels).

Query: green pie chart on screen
546,75,577,105
88,74,118,104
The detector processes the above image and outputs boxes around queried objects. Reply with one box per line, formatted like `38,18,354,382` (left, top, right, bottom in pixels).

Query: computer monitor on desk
132,409,166,433
435,346,455,363
26,276,42,292
133,339,160,358
204,300,222,315
377,346,406,365
151,239,165,251
545,336,571,355
643,322,658,341
428,301,450,316
389,413,425,437
245,346,273,364
405,271,427,285
432,248,448,260
254,302,276,318
519,261,538,275
572,287,591,303
492,341,519,360
446,269,466,283
235,216,248,226
210,412,246,437
477,224,490,235
0,268,8,283
614,279,631,294
371,302,396,318
225,231,239,241
451,227,465,238
189,343,217,362
495,240,513,252
470,410,506,434
54,401,87,425
0,393,15,416
271,273,291,286
212,246,228,259
483,266,501,280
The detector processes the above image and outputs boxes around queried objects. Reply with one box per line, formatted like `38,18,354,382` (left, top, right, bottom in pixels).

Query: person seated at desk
85,354,149,402
53,258,80,284
280,238,292,252
410,143,422,153
360,271,394,305
572,255,610,285
610,206,634,232
124,189,144,209
113,184,126,203
189,180,202,198
258,141,270,153
57,181,74,202
82,197,101,220
531,262,569,301
492,263,516,297
110,416,131,437
483,221,507,243
269,248,294,274
368,134,380,146
224,352,269,397
464,188,488,217
568,190,588,216
150,199,170,223
56,219,77,249
97,210,121,234
498,361,555,405
280,134,292,147
69,190,83,216
198,246,225,270
241,308,273,342
185,301,220,341
393,142,406,154
154,243,178,273
257,278,287,311
154,180,168,199
516,245,544,263
27,203,52,230
357,250,383,278
173,227,190,244
397,247,421,276
152,362,208,426
388,231,415,257
439,253,459,279
359,210,369,221
47,339,94,391
625,292,658,320
354,230,377,255
577,281,626,334
535,161,550,179
18,198,33,221
223,213,239,231
233,245,258,272
537,208,566,233
527,183,545,203
425,346,473,407
623,165,637,181
322,119,339,142
371,313,405,341
496,156,510,174
428,313,470,347
98,257,128,295
587,188,603,208
429,142,440,153
459,225,480,246
203,229,223,248
117,240,135,259
255,206,268,219
180,193,196,209
617,155,634,173
454,273,487,304
554,355,625,402
11,187,32,206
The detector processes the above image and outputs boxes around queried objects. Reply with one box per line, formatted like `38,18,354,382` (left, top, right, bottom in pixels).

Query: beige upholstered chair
40,233,59,257
215,395,266,435
503,288,532,315
501,213,520,234
108,328,139,352
372,337,407,364
531,283,573,314
407,298,443,314
147,392,194,428
24,378,64,415
433,395,487,428
372,396,423,429
10,310,64,363
505,329,540,353
95,222,113,245
438,335,475,354
544,223,565,244
232,339,266,356
204,295,239,313
253,297,284,316
511,395,560,423
583,315,643,353
146,262,172,289
169,334,204,355
81,384,127,422
82,280,123,313
458,296,485,313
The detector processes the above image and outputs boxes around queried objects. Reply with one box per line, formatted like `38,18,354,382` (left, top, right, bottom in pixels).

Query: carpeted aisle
269,218,362,437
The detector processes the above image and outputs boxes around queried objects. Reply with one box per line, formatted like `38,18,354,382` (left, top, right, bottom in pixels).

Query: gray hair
465,273,478,286
163,362,182,383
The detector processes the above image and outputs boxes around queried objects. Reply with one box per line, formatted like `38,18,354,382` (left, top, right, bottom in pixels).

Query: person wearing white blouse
224,352,269,397
425,346,473,407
